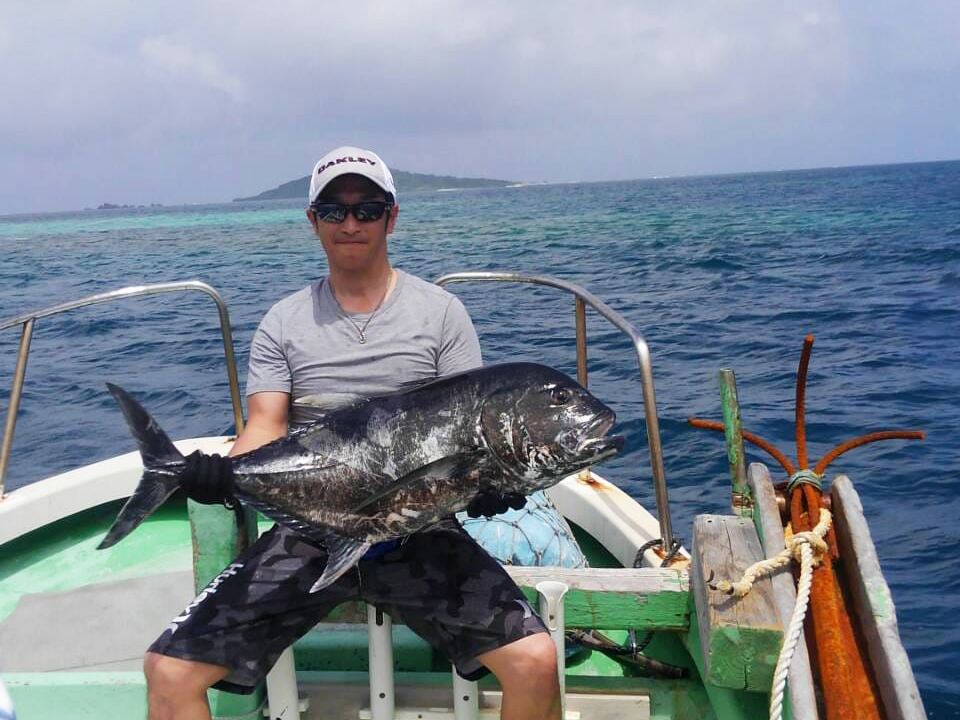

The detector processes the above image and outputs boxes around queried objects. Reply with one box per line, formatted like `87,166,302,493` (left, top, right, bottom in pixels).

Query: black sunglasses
310,201,393,224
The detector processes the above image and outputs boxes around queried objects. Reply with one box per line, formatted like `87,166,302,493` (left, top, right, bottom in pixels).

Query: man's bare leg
476,633,561,720
144,652,231,720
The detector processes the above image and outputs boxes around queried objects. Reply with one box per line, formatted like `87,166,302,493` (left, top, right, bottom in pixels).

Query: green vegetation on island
233,169,515,202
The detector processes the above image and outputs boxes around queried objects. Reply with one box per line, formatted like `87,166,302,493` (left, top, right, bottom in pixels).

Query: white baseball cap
308,146,397,206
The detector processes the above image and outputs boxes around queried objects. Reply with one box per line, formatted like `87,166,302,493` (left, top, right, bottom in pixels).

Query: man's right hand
180,451,235,507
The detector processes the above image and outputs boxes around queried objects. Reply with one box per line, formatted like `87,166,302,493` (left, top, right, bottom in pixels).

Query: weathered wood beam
691,514,783,691
747,462,819,720
506,567,689,631
831,475,926,720
325,567,690,631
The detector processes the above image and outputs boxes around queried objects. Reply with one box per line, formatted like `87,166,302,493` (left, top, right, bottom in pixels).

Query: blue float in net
456,490,588,568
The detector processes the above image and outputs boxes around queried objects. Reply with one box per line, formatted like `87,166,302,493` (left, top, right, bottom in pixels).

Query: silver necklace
334,272,393,344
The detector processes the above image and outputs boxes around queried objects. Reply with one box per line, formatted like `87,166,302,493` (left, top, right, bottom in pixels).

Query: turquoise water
2,161,959,714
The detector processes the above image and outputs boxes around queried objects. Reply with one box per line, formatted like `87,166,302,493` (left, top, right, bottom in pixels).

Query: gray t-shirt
245,269,482,426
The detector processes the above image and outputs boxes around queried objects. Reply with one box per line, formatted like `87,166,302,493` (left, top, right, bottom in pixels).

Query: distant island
233,170,515,202
97,203,164,210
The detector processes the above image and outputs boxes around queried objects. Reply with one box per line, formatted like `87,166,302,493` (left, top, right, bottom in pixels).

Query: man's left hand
466,490,527,518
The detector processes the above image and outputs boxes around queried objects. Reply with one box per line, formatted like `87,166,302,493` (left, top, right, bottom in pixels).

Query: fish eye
551,387,571,405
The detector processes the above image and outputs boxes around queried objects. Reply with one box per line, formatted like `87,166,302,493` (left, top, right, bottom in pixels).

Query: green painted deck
0,500,193,624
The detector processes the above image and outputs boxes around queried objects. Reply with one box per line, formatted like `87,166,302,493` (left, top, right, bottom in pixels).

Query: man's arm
229,391,290,457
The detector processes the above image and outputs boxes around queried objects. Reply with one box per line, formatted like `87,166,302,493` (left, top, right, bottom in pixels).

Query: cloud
139,36,246,103
0,0,957,213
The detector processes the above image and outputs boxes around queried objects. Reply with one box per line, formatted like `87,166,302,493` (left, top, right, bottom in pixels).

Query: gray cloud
139,36,247,103
1,0,957,213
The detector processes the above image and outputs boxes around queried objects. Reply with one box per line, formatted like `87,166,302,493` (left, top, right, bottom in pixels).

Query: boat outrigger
0,273,926,719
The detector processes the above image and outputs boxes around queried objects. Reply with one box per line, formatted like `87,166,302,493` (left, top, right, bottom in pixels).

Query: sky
1,0,958,215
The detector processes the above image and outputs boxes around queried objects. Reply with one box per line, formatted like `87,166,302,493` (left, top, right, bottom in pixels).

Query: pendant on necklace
359,336,366,344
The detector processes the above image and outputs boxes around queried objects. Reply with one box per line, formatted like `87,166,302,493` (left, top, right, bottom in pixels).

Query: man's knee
481,633,559,691
144,651,226,698
513,633,559,682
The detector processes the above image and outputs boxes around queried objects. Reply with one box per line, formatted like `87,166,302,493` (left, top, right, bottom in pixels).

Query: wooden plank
507,567,689,631
325,567,690,631
831,475,926,720
718,369,749,512
747,462,820,720
503,566,688,593
691,514,783,691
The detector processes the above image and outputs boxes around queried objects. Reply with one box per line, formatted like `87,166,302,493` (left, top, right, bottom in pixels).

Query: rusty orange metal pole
795,334,815,470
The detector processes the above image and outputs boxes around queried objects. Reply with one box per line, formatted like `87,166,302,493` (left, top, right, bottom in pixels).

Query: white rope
713,508,832,720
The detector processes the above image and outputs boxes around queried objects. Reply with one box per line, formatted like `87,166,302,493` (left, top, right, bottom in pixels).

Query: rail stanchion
367,606,395,720
536,580,569,719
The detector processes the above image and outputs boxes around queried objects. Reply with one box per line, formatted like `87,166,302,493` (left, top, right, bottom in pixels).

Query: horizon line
3,156,958,219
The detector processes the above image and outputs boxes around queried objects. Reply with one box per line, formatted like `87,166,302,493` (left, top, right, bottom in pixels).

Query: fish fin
367,374,449,398
98,384,184,549
309,532,372,593
393,376,441,391
232,492,371,592
292,392,369,420
350,449,491,513
387,368,485,394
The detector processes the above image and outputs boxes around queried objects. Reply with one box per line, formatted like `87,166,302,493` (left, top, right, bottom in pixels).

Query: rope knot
786,468,823,494
789,530,829,563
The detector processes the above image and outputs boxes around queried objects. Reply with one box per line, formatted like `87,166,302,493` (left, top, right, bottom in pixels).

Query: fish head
479,364,624,490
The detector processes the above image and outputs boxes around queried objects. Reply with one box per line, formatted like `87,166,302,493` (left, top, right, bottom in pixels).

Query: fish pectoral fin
309,532,372,593
235,492,371,592
349,449,491,513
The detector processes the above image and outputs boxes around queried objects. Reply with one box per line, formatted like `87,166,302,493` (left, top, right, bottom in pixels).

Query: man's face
306,174,398,274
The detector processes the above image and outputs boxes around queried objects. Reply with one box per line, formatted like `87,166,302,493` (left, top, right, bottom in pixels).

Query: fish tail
97,383,184,549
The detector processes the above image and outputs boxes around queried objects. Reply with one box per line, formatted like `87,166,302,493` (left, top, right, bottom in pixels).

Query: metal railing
435,271,674,549
0,281,245,495
2,274,675,547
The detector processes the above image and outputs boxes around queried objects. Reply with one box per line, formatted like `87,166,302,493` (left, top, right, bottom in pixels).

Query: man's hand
180,451,235,507
466,490,527,518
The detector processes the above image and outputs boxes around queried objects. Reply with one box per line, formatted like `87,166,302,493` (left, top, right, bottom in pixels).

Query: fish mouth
575,434,624,459
574,414,623,458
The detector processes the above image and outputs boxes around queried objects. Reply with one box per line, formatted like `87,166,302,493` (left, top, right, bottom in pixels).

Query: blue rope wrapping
787,468,823,494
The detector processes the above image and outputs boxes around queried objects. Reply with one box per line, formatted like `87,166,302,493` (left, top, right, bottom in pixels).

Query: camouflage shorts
149,519,547,694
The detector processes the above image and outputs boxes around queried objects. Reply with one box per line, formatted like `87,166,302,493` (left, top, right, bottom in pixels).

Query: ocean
2,160,958,715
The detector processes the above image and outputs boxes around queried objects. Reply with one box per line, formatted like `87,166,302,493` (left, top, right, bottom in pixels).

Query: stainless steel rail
435,271,674,549
0,281,245,495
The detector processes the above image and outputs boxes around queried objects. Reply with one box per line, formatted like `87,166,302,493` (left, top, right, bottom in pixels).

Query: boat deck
0,501,195,674
0,490,710,720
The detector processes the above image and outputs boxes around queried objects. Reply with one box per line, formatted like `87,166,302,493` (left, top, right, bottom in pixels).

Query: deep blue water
2,160,958,715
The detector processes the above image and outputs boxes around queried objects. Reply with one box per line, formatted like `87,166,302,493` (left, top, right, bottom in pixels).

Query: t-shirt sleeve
437,296,483,376
245,307,292,396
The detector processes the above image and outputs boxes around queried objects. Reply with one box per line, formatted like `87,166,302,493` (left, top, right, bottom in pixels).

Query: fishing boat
0,273,926,719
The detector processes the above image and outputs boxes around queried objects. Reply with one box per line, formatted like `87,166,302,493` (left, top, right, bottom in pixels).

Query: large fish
99,362,624,591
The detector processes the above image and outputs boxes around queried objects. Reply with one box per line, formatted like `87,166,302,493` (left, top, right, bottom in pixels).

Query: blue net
456,491,588,568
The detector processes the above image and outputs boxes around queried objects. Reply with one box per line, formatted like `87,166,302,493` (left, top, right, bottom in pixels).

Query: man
143,146,562,720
